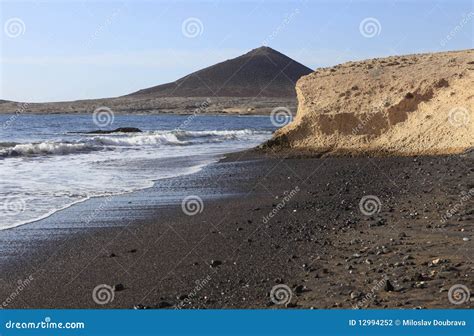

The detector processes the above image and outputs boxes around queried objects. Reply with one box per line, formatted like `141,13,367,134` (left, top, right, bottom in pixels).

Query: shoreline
0,150,472,309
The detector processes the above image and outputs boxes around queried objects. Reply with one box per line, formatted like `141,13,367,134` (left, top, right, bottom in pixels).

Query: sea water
0,113,276,230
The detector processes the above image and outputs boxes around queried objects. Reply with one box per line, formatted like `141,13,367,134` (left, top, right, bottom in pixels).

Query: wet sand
0,151,472,309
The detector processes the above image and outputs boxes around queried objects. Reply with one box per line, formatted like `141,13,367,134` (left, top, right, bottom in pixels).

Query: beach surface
0,150,472,309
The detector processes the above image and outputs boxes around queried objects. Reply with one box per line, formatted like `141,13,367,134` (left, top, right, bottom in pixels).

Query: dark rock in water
71,127,142,134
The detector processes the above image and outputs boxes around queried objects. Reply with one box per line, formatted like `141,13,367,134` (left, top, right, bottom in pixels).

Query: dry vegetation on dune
268,49,474,155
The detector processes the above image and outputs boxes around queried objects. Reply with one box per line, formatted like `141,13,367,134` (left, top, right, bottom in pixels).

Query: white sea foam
0,125,272,230
0,129,267,158
0,142,95,157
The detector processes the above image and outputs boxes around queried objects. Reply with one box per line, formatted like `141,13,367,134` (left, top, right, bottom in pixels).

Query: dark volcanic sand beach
0,151,472,309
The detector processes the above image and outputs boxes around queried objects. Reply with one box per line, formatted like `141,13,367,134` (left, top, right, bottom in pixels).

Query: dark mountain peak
128,47,313,98
245,46,281,56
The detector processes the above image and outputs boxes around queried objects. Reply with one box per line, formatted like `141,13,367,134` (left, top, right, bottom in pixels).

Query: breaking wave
0,129,271,158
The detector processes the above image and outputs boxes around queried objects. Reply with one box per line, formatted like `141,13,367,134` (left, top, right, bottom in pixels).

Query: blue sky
1,0,472,102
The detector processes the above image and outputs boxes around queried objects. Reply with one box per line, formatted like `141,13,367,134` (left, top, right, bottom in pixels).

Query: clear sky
1,0,472,102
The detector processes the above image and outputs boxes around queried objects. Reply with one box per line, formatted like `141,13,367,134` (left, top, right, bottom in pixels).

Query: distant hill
127,47,312,98
0,47,309,115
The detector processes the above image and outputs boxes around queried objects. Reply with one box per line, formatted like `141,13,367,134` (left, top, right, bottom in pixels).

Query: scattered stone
114,284,125,292
384,280,395,292
414,281,427,289
350,291,361,299
177,294,188,300
157,301,173,308
294,284,308,294
210,260,222,268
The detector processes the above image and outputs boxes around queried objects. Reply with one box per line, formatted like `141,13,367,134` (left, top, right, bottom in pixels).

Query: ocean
0,113,276,230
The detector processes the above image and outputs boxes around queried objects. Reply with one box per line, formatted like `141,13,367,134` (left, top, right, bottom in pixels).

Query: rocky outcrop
268,50,473,155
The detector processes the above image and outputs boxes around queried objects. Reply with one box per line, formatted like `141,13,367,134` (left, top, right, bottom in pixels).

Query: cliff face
269,50,473,155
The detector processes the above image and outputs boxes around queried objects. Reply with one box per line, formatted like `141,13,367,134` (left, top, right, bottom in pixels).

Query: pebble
350,292,360,299
384,280,395,292
210,260,222,268
157,301,172,308
114,284,125,292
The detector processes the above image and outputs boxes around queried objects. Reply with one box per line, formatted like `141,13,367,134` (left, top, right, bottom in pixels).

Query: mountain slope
127,47,313,98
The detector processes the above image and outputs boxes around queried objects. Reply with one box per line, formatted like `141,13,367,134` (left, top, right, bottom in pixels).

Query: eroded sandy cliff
268,50,473,155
